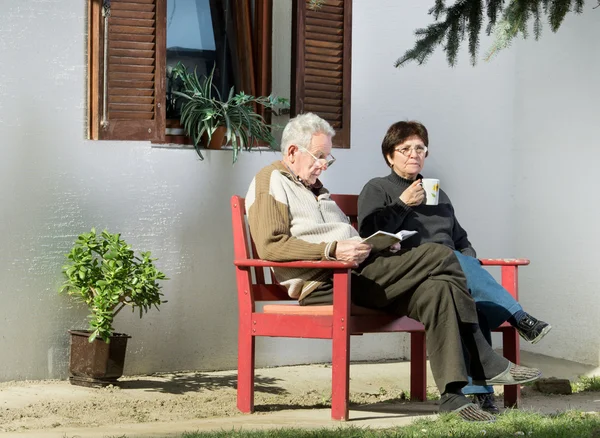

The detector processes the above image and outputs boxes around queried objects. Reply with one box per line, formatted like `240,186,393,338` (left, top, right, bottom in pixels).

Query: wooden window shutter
292,0,351,148
88,0,166,141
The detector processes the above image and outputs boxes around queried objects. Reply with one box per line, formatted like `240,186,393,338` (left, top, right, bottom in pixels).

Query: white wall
512,7,600,365
3,0,593,382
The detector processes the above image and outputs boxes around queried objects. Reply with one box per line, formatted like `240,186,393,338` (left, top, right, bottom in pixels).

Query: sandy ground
1,359,599,434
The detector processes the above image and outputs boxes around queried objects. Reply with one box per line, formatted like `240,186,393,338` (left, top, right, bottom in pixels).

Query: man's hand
389,242,402,253
399,179,425,206
335,240,372,264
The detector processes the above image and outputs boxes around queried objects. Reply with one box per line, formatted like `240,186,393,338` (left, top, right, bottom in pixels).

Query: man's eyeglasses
395,145,428,157
298,146,336,169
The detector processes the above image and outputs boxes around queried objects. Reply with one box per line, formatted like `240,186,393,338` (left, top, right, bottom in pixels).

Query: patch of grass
572,375,600,393
176,410,600,438
426,389,440,401
63,435,128,438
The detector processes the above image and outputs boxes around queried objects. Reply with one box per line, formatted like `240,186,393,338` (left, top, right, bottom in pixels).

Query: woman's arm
357,181,412,237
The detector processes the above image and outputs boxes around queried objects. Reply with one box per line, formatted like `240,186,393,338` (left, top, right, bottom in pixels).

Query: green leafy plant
60,228,168,343
171,62,289,163
572,375,600,393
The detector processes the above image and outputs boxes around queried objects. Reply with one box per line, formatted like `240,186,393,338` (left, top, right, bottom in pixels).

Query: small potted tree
171,62,289,163
60,228,167,387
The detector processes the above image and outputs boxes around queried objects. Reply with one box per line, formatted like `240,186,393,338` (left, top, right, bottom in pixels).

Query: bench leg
331,325,350,420
502,327,521,408
237,331,256,413
410,331,427,401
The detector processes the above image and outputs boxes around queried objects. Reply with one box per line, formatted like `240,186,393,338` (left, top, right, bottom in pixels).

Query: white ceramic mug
421,178,440,206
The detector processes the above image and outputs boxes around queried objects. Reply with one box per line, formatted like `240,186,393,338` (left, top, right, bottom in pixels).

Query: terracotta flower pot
206,126,227,150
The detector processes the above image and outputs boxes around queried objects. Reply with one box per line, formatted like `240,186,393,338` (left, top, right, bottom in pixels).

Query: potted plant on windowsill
171,62,289,163
60,228,168,387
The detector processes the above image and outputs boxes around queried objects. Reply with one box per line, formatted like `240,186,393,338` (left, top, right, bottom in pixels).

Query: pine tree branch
397,0,590,67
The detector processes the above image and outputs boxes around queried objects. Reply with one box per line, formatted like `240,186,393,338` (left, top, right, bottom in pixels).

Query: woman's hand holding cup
399,179,425,206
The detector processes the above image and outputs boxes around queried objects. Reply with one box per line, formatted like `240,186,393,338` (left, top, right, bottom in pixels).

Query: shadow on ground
119,372,288,395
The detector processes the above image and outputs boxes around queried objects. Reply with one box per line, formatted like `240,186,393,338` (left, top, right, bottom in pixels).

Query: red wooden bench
231,194,529,421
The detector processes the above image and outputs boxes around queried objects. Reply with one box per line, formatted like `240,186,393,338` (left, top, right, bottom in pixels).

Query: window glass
166,0,233,118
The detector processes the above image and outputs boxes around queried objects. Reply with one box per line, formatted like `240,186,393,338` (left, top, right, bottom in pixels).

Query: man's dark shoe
452,403,496,422
440,393,496,422
472,393,500,414
516,314,552,344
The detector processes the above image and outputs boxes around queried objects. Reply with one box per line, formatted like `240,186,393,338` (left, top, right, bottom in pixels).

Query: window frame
87,0,351,149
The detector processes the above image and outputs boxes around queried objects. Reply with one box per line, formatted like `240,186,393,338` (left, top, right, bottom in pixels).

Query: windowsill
151,142,278,152
154,121,277,151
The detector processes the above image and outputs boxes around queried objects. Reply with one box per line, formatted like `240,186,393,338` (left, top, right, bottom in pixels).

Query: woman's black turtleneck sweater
357,171,476,257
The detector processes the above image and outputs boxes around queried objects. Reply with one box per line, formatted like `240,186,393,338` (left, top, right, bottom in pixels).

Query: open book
360,230,418,253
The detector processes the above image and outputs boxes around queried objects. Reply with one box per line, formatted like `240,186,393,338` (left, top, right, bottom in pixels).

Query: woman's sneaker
472,393,500,414
516,314,552,344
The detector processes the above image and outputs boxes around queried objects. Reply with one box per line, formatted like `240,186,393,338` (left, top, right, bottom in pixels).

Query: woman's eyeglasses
395,145,428,157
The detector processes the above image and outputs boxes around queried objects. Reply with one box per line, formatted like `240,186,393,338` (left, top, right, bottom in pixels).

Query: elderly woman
357,121,551,413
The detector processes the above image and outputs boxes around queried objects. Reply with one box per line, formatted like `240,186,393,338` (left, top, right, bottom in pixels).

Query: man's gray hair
280,113,335,154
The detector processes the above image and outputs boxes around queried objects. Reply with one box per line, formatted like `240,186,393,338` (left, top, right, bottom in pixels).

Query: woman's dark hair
381,121,429,167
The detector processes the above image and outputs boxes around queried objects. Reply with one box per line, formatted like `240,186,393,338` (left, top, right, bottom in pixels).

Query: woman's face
387,135,427,180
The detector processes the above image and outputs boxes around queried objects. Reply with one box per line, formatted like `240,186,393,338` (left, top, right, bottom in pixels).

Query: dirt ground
1,361,599,434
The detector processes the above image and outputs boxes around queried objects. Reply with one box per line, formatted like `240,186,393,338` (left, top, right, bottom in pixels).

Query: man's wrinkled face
287,133,333,186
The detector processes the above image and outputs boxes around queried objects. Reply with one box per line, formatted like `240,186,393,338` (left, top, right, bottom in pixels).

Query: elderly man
245,113,541,422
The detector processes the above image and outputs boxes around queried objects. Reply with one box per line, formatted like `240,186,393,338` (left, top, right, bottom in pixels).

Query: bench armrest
479,258,530,266
234,259,358,269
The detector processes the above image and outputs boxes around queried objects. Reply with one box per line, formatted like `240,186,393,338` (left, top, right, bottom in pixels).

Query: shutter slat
110,56,155,66
109,103,155,111
319,0,343,6
305,96,342,107
109,72,155,81
306,89,342,100
111,2,155,12
306,24,343,36
306,53,342,64
306,11,342,21
110,48,155,58
108,80,155,88
115,0,155,4
110,17,155,27
306,75,342,86
109,112,155,120
306,39,343,49
306,61,342,72
306,33,342,43
306,68,342,79
109,87,154,96
109,25,156,35
307,5,342,14
306,17,342,28
111,10,155,19
306,46,343,57
108,64,155,73
108,34,156,43
110,40,155,50
109,95,155,104
306,0,343,13
305,82,342,92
